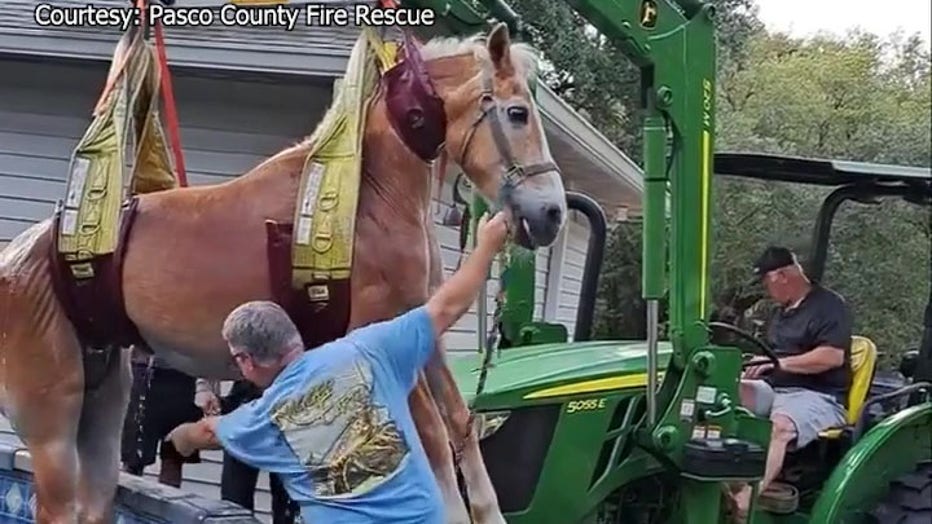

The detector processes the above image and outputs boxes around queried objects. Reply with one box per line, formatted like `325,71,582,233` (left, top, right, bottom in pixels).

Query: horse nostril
545,204,562,224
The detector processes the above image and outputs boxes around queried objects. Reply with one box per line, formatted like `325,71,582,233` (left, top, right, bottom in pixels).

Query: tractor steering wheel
707,321,781,371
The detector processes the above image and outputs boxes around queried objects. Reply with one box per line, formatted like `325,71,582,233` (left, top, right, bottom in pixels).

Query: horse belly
122,203,275,375
138,336,238,379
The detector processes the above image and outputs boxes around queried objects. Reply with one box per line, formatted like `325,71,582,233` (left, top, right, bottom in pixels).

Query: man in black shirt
729,246,852,518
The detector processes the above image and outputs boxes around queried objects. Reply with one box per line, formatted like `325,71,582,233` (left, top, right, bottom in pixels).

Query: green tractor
437,0,932,522
451,153,931,523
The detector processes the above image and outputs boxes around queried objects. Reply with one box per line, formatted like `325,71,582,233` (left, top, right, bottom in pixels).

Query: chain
453,251,507,466
452,204,511,465
131,349,156,468
475,250,508,398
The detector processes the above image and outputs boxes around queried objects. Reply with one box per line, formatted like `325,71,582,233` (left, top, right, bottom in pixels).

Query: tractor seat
818,335,877,439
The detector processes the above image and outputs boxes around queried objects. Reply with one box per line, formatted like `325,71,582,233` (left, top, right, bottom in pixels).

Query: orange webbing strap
435,151,448,205
153,21,187,187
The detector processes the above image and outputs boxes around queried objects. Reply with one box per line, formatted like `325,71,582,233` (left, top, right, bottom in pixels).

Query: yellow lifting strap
57,27,178,264
291,28,398,289
131,47,178,196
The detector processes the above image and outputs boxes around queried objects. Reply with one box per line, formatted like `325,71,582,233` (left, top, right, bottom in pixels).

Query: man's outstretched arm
425,211,509,336
343,211,510,385
166,416,222,457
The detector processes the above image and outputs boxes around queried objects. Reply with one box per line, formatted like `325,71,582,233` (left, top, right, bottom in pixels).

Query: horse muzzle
505,184,566,249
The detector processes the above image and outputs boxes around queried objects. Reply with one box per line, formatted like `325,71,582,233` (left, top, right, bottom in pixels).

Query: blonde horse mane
298,29,540,149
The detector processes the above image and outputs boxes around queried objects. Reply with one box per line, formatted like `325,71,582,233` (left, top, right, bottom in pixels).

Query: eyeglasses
230,350,287,367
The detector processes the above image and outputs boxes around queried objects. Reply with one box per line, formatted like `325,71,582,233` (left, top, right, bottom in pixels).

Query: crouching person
167,211,511,523
121,346,203,487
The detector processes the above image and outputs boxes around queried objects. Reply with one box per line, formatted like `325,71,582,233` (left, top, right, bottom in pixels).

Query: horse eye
506,106,529,125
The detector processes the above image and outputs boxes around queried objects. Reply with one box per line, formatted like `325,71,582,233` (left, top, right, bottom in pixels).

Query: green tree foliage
509,1,931,367
509,0,762,164
508,0,641,157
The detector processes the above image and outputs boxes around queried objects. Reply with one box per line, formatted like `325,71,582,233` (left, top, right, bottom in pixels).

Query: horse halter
456,66,561,201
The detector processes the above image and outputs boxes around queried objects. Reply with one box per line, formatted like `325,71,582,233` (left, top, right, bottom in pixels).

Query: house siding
554,212,592,340
1,0,413,76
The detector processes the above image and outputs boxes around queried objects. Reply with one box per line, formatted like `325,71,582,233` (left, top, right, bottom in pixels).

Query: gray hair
221,301,303,364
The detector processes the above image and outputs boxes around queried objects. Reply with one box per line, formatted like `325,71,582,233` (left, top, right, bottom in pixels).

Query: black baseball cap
751,246,798,280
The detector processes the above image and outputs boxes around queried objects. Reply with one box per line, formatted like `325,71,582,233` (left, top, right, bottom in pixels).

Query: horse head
420,24,568,249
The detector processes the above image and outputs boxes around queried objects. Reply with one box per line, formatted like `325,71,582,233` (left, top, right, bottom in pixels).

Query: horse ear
487,22,513,74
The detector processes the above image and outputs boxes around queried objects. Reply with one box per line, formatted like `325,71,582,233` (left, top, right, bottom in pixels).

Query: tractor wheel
868,460,932,523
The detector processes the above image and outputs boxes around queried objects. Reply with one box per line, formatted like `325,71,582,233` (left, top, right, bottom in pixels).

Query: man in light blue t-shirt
167,211,510,523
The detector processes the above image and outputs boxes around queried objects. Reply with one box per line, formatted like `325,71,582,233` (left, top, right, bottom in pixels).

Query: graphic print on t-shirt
269,358,408,498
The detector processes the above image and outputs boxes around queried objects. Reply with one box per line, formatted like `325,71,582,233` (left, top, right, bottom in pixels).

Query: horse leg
6,323,85,523
26,434,82,524
410,373,471,524
19,399,83,524
426,357,506,524
74,347,132,523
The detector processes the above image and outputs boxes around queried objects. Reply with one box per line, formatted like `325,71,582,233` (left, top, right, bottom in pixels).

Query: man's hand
743,358,776,379
166,418,220,456
426,210,512,336
195,390,221,416
475,210,510,253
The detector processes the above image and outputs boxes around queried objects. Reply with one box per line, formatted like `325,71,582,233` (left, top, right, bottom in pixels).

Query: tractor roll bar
808,183,924,283
565,191,608,342
808,181,932,385
852,382,931,442
919,301,932,384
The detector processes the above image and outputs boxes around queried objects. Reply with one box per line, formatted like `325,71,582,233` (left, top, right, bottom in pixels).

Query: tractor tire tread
869,460,932,523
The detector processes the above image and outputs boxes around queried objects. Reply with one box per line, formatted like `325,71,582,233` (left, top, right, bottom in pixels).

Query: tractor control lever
704,395,733,419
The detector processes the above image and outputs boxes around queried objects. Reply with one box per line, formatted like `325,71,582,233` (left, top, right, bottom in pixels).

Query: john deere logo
640,0,658,28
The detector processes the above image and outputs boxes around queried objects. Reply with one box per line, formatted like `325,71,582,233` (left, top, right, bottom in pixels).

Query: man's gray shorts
743,380,847,448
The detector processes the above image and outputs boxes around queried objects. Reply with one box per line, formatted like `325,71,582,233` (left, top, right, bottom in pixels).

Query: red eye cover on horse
383,31,447,162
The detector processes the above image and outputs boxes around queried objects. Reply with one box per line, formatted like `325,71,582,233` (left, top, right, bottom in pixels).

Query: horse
0,23,566,524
